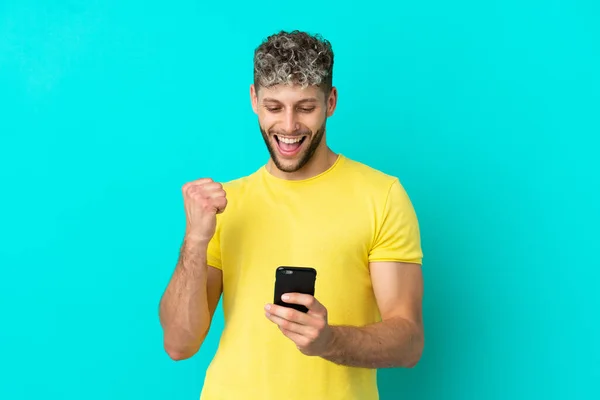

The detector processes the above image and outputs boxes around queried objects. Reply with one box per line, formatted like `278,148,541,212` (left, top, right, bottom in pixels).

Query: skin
159,179,225,360
250,83,339,180
264,262,424,368
159,82,425,369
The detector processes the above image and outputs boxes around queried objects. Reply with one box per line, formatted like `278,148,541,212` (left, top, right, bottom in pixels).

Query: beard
260,120,326,173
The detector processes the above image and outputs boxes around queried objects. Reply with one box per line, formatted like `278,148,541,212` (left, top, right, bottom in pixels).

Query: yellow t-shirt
200,154,422,400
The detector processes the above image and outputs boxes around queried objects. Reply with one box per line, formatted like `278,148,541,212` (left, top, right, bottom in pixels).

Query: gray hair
253,30,334,93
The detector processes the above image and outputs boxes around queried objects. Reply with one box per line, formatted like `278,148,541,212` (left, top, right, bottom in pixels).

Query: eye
265,106,282,113
298,107,315,113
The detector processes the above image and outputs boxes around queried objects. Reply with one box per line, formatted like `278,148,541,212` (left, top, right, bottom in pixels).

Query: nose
282,109,300,134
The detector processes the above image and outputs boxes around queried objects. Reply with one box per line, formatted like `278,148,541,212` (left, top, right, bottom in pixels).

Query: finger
193,178,214,184
182,178,213,191
206,188,226,199
187,182,222,194
281,293,326,315
265,311,313,336
265,304,312,325
279,328,311,349
201,182,224,192
213,197,227,214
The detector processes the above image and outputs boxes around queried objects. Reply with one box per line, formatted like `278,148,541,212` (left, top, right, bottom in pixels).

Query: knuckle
314,320,325,330
216,199,227,212
188,192,201,202
183,184,194,194
187,187,201,197
184,178,213,190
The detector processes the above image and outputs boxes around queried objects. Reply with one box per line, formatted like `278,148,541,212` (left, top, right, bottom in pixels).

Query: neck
267,145,338,181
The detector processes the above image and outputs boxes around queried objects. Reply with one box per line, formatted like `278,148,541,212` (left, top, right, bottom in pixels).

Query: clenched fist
182,178,227,244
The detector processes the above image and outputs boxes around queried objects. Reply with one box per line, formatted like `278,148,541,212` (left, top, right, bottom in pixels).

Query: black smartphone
273,266,317,313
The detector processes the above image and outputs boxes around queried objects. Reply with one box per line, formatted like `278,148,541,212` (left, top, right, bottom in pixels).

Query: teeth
278,136,303,144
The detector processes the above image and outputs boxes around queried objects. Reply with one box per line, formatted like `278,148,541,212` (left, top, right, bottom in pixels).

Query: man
159,30,424,400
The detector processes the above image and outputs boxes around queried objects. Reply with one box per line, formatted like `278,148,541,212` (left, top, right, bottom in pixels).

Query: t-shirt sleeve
206,213,223,270
369,178,423,264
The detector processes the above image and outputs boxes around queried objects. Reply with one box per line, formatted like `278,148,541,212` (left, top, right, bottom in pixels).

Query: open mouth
274,135,307,156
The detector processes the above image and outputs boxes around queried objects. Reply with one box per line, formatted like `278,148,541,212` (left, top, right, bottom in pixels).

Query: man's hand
182,178,227,244
265,294,334,356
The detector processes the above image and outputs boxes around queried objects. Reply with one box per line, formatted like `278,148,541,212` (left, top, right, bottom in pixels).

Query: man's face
251,84,336,173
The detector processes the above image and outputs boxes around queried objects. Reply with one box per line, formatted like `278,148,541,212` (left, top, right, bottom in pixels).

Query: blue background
1,1,599,399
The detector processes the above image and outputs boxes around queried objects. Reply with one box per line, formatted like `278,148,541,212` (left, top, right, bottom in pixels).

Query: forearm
322,317,424,369
159,238,211,358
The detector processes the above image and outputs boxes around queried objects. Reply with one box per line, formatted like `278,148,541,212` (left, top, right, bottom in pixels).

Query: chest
218,185,382,325
226,189,375,263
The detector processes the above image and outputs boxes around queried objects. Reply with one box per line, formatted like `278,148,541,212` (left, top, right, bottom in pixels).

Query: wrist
183,233,211,249
180,236,210,265
321,325,341,358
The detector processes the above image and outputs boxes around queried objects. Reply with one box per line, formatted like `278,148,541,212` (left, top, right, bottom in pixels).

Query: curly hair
253,30,334,93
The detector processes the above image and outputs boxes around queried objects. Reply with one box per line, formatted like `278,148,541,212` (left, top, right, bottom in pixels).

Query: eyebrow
262,97,319,104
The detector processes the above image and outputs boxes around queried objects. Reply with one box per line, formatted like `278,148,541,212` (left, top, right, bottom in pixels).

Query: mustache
268,128,312,136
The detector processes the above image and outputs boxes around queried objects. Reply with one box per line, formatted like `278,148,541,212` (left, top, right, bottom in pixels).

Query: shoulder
219,167,262,199
339,155,404,195
337,156,416,216
212,169,261,228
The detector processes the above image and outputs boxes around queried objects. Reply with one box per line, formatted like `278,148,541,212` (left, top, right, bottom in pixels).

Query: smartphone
273,266,317,313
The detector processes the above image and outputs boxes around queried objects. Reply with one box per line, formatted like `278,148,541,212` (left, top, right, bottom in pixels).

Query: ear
326,86,338,117
250,84,258,114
